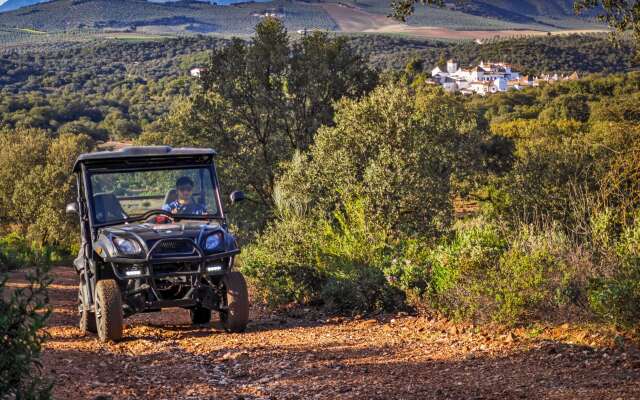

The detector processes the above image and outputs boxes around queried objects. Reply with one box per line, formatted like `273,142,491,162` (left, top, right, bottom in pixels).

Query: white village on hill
429,59,580,95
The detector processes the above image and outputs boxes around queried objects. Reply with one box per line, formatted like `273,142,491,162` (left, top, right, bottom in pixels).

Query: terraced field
0,0,607,44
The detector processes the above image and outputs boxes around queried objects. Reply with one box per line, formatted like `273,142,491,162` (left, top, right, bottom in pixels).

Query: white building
430,59,521,95
190,68,206,78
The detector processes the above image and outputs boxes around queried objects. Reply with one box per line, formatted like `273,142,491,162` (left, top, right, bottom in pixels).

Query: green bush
0,265,52,399
588,217,640,326
489,226,574,324
240,214,326,306
423,219,586,324
277,81,480,238
426,218,508,320
0,129,94,250
242,198,406,313
0,233,65,271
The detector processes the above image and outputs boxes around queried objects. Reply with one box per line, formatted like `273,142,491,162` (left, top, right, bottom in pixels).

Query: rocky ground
8,267,640,399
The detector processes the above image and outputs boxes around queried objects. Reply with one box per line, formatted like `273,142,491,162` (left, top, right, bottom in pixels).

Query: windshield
88,167,219,225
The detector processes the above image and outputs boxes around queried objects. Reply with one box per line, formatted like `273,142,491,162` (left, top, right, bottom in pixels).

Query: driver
163,176,207,215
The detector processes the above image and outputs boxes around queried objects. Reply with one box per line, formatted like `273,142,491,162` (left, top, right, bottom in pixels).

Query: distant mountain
450,0,597,23
0,0,48,13
0,0,265,13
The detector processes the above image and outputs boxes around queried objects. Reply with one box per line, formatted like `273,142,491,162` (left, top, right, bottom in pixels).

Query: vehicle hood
99,221,221,242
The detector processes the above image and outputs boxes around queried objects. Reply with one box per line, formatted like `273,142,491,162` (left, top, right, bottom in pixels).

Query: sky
0,0,269,4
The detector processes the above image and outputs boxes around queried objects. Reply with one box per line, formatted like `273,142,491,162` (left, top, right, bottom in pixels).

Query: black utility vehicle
67,146,249,341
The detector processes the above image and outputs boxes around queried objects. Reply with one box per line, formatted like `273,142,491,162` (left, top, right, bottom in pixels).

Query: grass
16,28,47,34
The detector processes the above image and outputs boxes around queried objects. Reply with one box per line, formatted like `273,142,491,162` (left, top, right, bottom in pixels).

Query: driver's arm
162,202,177,214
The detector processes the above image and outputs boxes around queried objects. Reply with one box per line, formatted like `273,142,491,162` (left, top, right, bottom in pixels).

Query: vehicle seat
93,193,127,223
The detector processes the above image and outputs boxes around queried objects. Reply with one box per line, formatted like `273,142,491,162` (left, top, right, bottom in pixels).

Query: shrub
277,81,480,238
588,217,640,326
424,218,587,324
0,233,65,271
240,214,326,306
242,198,406,313
0,265,52,399
0,129,94,250
489,225,575,324
426,218,508,320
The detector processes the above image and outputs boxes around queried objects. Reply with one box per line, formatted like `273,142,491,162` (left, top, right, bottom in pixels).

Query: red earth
7,266,640,399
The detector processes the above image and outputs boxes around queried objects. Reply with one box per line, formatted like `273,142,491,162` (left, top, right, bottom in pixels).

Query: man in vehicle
163,176,208,215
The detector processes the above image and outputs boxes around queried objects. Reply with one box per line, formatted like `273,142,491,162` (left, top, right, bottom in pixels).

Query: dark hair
176,176,194,188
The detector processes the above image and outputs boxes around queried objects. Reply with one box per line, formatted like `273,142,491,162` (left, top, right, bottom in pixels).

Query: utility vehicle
67,146,249,341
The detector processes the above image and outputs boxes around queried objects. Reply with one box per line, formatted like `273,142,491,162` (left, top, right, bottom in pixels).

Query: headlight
113,237,142,255
205,232,223,251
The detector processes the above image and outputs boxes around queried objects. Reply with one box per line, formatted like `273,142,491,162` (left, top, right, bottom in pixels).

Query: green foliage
588,216,640,326
350,34,633,74
0,128,94,249
425,220,586,324
0,265,52,399
140,18,376,229
0,37,213,141
426,219,508,320
242,197,406,313
277,81,480,237
0,233,63,271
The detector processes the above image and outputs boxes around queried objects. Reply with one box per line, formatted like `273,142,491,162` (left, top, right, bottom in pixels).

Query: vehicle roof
73,146,217,172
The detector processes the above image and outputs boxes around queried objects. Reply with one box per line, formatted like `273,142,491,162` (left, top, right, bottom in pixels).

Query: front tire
219,272,249,333
190,306,211,325
78,277,97,334
94,279,123,342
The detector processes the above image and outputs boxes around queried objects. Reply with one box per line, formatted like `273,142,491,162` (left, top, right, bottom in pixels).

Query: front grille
153,262,199,275
152,239,197,257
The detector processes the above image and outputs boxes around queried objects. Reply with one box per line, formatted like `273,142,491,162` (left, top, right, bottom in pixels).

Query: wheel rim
95,290,103,326
220,283,229,323
78,286,83,315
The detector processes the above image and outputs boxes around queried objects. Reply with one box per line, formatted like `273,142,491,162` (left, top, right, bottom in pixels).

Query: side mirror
66,202,79,215
229,191,245,205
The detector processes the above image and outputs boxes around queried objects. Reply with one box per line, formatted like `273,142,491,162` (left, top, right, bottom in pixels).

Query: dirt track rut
10,267,640,399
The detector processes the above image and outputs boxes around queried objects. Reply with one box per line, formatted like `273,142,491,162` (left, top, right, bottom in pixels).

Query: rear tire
220,272,249,333
78,277,97,334
190,306,211,325
95,279,123,342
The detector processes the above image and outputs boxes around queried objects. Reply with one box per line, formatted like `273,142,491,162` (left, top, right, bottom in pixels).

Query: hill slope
0,0,338,34
0,0,603,38
0,0,48,12
338,0,598,29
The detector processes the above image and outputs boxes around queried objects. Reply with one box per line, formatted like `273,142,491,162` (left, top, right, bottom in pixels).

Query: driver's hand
171,208,178,214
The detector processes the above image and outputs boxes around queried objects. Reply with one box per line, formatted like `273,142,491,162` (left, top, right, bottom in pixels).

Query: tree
574,1,640,54
0,128,94,247
276,82,480,237
139,18,376,227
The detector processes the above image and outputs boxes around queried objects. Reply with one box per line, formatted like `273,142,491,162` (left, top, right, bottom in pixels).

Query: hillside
455,0,577,22
0,0,604,39
0,0,338,34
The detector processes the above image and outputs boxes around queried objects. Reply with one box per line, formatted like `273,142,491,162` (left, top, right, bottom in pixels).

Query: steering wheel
142,209,175,224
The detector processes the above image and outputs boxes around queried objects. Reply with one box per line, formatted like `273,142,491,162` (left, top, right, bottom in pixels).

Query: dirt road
11,267,640,399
